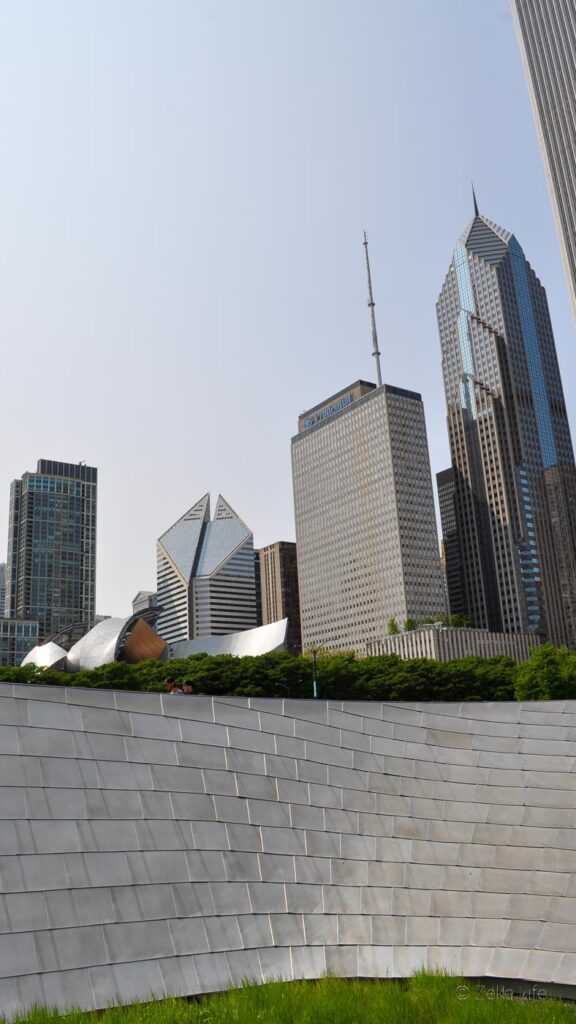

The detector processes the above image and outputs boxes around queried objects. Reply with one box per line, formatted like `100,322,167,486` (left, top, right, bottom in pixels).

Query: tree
403,618,418,631
387,618,399,635
514,643,574,700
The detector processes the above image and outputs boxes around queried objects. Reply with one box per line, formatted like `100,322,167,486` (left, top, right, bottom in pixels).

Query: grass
6,975,576,1024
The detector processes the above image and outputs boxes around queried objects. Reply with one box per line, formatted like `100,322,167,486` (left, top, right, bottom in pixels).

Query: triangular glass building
156,494,257,644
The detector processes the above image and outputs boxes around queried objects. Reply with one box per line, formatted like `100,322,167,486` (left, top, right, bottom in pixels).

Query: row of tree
0,643,572,702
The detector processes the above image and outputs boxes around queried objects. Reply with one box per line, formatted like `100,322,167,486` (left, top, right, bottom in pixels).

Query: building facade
436,468,464,618
511,0,576,321
437,208,576,646
0,619,39,667
5,460,97,641
156,494,258,645
257,541,301,654
368,624,539,662
0,562,5,617
132,590,158,615
291,380,445,655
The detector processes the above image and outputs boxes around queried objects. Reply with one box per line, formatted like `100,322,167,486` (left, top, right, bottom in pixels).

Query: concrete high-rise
6,459,97,640
156,494,258,644
511,0,576,321
291,380,445,655
257,541,301,654
437,206,576,646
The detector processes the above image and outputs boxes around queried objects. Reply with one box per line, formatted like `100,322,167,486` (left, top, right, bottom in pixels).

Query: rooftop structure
368,623,540,662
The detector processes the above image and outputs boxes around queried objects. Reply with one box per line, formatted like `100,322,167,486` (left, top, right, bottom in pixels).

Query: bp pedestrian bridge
1,683,576,1015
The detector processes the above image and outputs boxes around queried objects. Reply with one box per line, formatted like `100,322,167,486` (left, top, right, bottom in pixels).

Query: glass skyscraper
5,459,97,640
511,0,576,321
292,380,445,655
437,208,576,646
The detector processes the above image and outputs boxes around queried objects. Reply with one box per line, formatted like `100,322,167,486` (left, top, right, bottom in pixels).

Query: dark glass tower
6,459,97,639
437,207,576,646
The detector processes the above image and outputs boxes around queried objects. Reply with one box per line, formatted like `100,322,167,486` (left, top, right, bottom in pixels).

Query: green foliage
514,643,576,701
387,617,399,635
5,975,575,1024
403,618,418,631
437,613,474,628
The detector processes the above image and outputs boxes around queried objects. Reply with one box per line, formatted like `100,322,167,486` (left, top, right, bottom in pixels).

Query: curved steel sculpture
22,617,287,671
0,686,575,1017
20,640,68,671
171,618,288,658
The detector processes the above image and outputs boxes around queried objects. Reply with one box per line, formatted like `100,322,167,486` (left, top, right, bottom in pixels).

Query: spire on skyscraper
472,183,479,217
363,232,383,388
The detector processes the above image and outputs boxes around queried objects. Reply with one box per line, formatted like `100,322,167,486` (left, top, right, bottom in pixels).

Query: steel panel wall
1,685,576,1015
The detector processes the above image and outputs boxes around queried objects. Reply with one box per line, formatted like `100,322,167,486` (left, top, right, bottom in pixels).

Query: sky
0,0,574,617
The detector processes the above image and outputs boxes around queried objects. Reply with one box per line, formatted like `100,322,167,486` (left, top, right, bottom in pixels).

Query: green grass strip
5,975,576,1024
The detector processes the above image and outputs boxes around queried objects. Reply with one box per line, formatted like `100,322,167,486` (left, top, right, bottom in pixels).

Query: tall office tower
511,0,576,321
436,468,464,618
0,562,5,617
5,460,97,640
291,380,445,655
254,550,262,626
258,541,302,654
437,205,576,646
156,494,257,644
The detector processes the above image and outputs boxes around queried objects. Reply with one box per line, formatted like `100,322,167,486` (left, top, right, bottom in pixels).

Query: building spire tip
363,231,383,389
472,183,479,217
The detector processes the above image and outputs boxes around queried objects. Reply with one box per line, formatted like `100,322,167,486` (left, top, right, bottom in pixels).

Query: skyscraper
291,380,445,655
6,459,97,639
511,0,576,321
257,541,301,654
436,468,464,618
156,494,258,644
437,205,576,645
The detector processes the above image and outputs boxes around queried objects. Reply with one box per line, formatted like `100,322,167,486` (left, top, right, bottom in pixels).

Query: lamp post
310,646,319,700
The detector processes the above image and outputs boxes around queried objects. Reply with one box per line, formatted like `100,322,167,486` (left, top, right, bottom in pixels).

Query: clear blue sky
0,0,574,616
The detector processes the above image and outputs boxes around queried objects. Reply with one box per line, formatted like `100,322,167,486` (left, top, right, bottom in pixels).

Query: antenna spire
472,183,479,217
363,231,383,388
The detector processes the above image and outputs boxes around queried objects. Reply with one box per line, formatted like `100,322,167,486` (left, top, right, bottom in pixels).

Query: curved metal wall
1,684,576,1016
